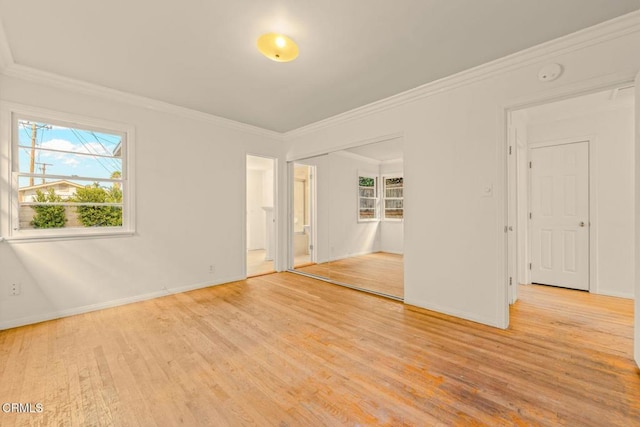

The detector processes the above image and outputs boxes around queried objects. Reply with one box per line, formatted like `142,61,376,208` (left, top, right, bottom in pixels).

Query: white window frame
357,172,379,222
0,102,136,241
382,174,404,221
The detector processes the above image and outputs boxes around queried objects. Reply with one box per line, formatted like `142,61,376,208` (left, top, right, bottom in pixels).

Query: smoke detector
538,63,563,82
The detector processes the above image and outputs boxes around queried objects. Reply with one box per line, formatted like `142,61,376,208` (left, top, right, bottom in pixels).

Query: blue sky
18,120,121,188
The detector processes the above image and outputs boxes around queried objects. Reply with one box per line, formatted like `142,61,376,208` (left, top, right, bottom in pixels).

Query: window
383,176,404,220
4,105,134,239
358,175,378,221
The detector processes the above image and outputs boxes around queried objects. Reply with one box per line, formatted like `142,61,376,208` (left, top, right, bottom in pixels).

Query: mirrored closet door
289,138,404,299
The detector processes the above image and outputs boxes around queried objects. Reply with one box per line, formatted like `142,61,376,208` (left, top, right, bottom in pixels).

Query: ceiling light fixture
257,33,298,62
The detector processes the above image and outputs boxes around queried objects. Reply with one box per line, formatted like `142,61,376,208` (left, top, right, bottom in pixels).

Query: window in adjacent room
383,176,404,220
358,174,378,221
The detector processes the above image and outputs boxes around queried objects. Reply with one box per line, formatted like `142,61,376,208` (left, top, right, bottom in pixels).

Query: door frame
504,78,634,324
244,153,278,278
527,138,595,292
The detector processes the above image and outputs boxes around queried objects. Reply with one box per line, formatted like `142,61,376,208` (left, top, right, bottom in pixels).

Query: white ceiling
0,1,639,132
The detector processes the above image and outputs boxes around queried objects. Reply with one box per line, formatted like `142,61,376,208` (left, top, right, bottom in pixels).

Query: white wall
0,74,285,330
327,151,381,260
526,104,635,298
380,159,404,254
287,27,640,327
247,169,266,250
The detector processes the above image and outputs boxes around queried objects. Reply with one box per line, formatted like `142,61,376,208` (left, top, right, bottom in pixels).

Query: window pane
384,209,404,219
385,187,403,198
359,176,375,187
19,202,68,230
17,148,122,180
15,119,125,232
383,176,403,219
359,209,376,219
385,199,403,209
359,187,375,198
358,175,378,220
385,177,403,187
17,120,122,181
18,179,123,230
360,198,375,209
18,177,87,202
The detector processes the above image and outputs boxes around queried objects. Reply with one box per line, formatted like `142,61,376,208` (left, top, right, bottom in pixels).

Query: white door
530,142,589,290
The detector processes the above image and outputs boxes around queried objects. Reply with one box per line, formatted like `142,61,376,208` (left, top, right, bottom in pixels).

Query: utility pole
25,122,52,186
36,162,53,184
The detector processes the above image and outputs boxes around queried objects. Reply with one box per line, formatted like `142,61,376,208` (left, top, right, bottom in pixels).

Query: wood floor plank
295,252,404,298
0,274,638,426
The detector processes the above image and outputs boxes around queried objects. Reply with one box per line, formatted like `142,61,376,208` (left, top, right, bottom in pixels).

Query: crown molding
0,17,14,72
1,63,283,140
284,10,640,139
332,149,382,165
287,132,403,161
381,158,403,165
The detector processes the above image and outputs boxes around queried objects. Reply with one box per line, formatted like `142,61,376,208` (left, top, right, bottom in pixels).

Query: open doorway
246,154,276,277
508,84,635,302
292,163,315,268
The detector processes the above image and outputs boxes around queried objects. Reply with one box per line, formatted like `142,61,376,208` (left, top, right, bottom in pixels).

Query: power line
89,131,122,170
69,128,115,177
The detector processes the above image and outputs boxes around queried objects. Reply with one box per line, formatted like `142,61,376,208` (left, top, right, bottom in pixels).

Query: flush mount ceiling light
257,33,299,62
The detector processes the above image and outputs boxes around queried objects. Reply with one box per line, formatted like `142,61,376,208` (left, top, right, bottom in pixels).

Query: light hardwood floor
295,252,404,298
246,249,275,277
0,275,638,426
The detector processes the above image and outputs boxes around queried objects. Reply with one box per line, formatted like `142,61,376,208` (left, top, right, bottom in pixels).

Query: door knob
579,221,585,227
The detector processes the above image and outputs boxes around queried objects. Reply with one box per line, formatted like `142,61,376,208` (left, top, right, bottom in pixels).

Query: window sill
2,230,135,243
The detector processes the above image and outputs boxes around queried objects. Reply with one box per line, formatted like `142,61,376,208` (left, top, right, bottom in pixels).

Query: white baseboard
525,283,634,300
321,250,403,263
329,250,378,262
380,249,404,255
0,275,244,331
403,297,505,329
593,289,634,299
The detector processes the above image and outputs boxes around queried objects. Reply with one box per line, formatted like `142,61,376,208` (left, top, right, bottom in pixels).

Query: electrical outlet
10,283,21,296
209,264,215,275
